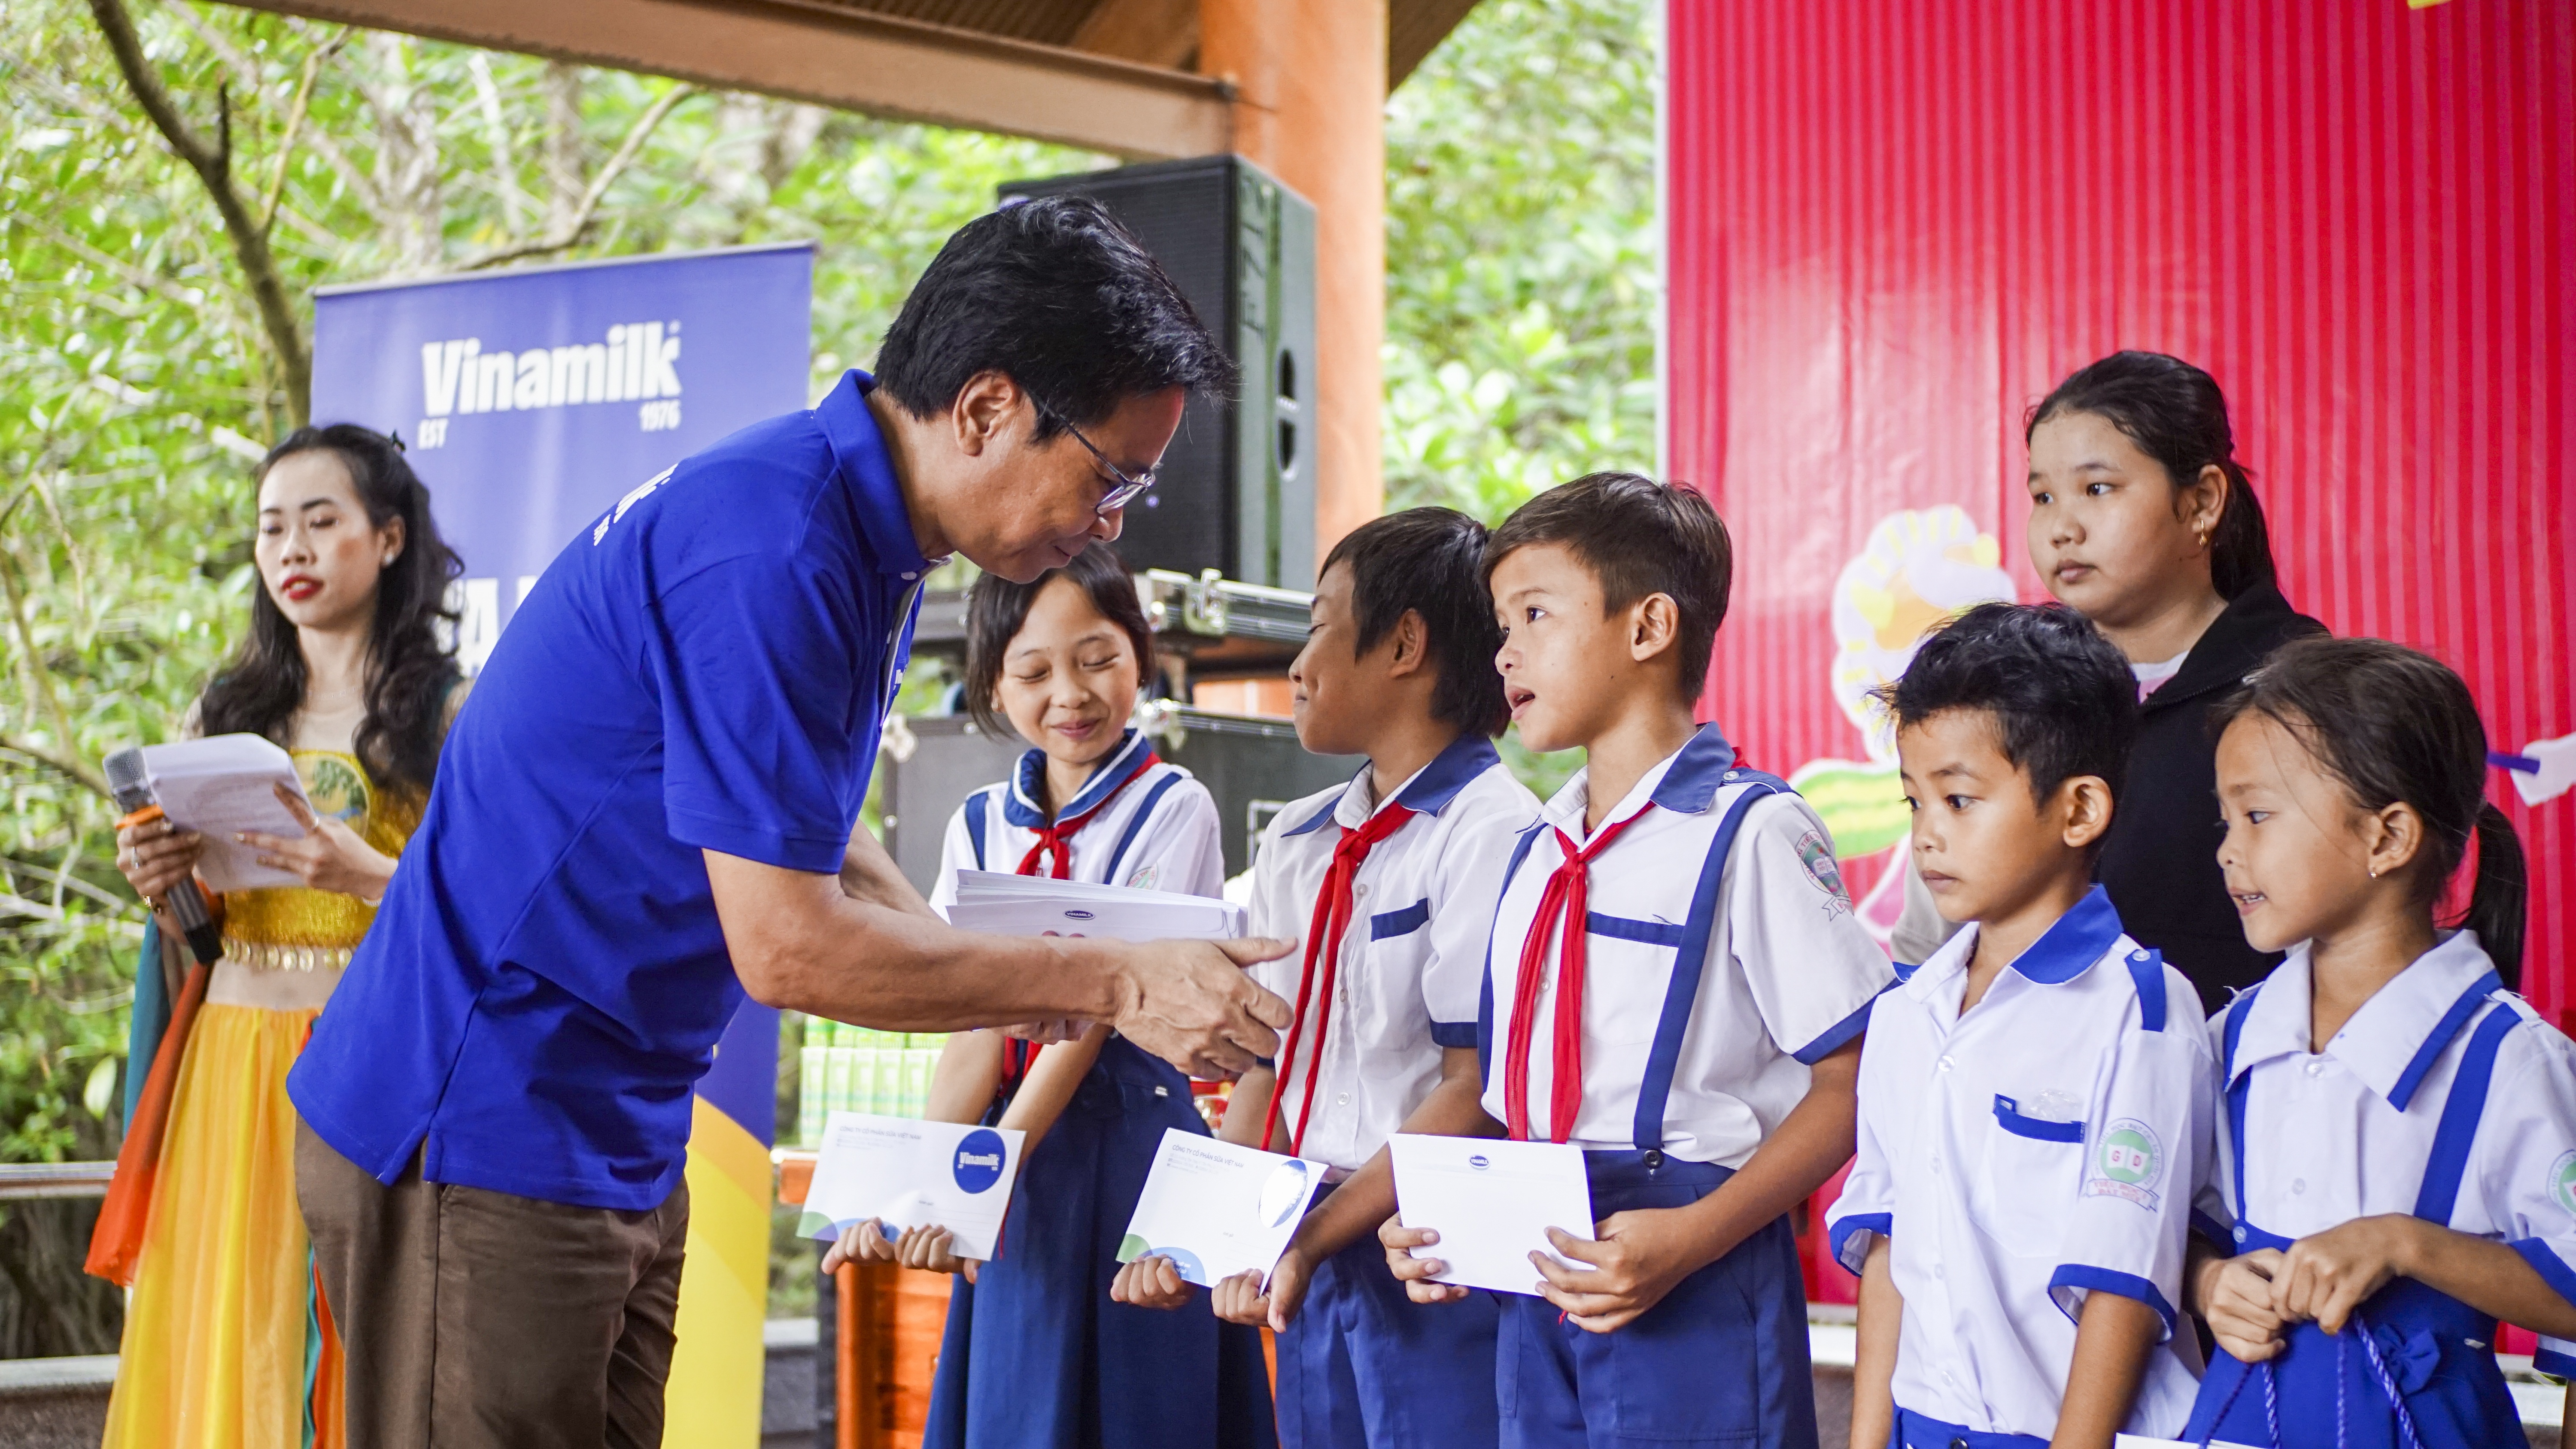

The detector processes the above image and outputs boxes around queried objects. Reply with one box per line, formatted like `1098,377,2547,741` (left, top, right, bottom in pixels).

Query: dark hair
1877,603,2139,831
198,424,463,795
2211,636,2527,985
874,196,1237,441
1483,472,1733,700
963,543,1157,740
2028,351,2279,600
1320,507,1511,737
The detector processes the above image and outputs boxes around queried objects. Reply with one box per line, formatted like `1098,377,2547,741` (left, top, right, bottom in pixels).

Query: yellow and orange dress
102,751,421,1449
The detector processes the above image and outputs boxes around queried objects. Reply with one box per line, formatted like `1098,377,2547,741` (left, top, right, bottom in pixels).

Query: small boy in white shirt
1113,506,1540,1449
1382,473,1893,1449
1827,602,2214,1449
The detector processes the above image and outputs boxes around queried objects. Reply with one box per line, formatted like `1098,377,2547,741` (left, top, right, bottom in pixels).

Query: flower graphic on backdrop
1789,506,2017,939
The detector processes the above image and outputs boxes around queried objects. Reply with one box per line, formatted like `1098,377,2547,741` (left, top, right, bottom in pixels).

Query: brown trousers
295,1118,690,1449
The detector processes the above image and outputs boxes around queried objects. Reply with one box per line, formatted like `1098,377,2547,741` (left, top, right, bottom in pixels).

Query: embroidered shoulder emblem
2087,1119,2165,1210
1795,828,1850,903
2549,1150,2576,1217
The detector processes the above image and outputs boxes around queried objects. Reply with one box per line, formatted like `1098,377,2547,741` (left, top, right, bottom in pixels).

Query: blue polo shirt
288,370,929,1210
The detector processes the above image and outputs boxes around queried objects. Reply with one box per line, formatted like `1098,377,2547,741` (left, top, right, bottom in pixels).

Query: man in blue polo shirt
289,198,1294,1447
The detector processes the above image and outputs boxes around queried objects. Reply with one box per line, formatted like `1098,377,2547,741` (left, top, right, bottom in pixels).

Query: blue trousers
1495,1152,1819,1449
1274,1187,1502,1449
924,1038,1276,1449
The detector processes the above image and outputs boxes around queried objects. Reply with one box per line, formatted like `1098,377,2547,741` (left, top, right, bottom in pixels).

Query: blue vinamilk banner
312,243,812,1445
313,241,814,668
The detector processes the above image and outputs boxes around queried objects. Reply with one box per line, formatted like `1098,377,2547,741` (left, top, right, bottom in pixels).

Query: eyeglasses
1038,401,1157,517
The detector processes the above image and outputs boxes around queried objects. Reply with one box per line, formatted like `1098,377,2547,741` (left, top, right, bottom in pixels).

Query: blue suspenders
1473,774,1790,1152
1634,777,1785,1152
2221,971,2511,1240
964,789,990,871
1102,773,1183,885
963,771,1181,882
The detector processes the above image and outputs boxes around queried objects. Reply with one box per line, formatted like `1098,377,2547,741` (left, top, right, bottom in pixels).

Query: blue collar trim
1394,735,1502,816
1287,733,1503,839
1646,724,1740,814
1284,778,1353,837
816,370,931,579
2008,885,2124,985
1002,728,1151,828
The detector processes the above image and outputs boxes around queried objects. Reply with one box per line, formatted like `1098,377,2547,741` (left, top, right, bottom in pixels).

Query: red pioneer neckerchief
1014,750,1161,879
1259,802,1417,1156
1501,806,1653,1143
999,751,1160,1092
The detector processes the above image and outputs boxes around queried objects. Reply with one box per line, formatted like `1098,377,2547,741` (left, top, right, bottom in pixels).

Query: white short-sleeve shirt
927,728,1223,911
1475,724,1893,1164
1245,734,1540,1170
1826,885,2214,1439
2204,932,2576,1344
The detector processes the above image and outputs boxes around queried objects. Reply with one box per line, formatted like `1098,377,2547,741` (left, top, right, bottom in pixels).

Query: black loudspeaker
1000,156,1317,589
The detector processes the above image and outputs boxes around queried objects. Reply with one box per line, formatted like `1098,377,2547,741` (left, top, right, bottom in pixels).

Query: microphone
103,748,223,967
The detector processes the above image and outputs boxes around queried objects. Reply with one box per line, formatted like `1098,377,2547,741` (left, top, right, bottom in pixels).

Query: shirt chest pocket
1579,914,1688,1046
1971,1092,2087,1254
1353,898,1434,1046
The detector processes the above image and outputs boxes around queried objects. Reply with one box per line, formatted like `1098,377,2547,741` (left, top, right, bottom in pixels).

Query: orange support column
1200,0,1388,554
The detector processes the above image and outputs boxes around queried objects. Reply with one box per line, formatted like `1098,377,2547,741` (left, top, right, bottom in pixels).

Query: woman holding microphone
98,424,465,1449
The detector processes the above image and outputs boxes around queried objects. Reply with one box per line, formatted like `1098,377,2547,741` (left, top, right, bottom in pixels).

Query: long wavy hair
197,424,463,795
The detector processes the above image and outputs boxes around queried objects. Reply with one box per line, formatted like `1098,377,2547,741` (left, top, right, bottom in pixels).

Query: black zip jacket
2098,580,2328,1013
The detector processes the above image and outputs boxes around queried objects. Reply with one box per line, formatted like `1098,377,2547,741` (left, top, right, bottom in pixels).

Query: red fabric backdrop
1664,0,2574,1302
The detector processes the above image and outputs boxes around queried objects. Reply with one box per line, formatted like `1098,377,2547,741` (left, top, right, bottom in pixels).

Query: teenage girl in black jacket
1894,352,2324,1011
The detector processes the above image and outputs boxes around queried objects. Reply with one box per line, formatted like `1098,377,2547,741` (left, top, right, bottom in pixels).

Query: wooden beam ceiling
216,0,1235,160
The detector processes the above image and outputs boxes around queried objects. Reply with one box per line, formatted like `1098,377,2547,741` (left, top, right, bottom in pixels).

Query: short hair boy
1827,602,2215,1447
1113,506,1539,1449
1381,473,1893,1449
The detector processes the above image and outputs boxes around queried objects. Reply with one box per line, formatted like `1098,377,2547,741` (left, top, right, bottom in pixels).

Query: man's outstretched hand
1109,936,1293,1079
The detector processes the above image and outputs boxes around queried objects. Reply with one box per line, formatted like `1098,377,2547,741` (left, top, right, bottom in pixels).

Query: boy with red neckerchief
1113,507,1538,1449
1381,473,1893,1449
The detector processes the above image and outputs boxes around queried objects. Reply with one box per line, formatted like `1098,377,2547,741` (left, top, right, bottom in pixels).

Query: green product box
798,1046,825,1148
831,1020,861,1049
823,1046,853,1121
855,1048,885,1116
902,1049,933,1118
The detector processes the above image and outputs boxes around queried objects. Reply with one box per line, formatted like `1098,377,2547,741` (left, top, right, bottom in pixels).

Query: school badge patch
2086,1119,2164,1210
2549,1151,2576,1218
1124,864,1161,891
1795,828,1850,903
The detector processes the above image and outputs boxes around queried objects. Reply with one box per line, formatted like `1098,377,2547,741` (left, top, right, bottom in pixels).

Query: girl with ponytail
2181,636,2573,1449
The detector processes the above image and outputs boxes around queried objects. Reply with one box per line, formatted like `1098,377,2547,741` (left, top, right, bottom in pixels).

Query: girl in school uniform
2183,637,2576,1448
824,542,1274,1449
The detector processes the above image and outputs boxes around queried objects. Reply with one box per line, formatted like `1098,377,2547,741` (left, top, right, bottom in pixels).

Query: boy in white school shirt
1113,507,1541,1449
1382,473,1893,1449
1826,603,2215,1449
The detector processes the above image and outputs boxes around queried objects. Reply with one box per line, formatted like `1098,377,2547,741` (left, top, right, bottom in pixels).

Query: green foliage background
0,0,1651,1351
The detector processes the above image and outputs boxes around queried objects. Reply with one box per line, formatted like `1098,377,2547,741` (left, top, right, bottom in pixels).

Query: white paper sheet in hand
2114,1437,2265,1449
946,870,1248,942
797,1112,1027,1261
1116,1128,1327,1288
1388,1134,1594,1296
138,733,318,892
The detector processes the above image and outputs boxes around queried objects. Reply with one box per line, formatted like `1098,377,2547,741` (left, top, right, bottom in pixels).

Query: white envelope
798,1112,1026,1261
946,870,1248,942
1116,1128,1328,1288
1388,1134,1595,1296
